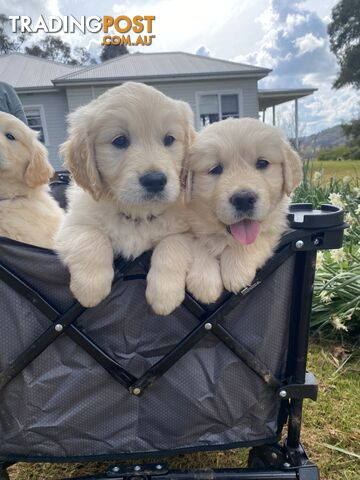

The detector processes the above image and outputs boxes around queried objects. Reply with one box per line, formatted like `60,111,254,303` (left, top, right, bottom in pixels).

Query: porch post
272,105,276,126
262,109,266,122
295,98,299,149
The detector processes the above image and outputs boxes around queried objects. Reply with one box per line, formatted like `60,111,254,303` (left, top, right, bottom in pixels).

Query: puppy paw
186,264,223,304
221,267,255,294
70,267,114,308
146,273,185,316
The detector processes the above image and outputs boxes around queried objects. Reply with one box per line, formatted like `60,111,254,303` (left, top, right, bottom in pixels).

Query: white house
0,51,316,170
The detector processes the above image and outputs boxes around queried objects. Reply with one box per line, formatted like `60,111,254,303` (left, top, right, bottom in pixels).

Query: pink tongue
230,219,260,245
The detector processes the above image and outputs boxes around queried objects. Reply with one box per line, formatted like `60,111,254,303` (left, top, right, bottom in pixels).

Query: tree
100,44,128,62
25,35,78,64
0,14,29,54
328,0,360,89
342,119,360,145
73,47,97,66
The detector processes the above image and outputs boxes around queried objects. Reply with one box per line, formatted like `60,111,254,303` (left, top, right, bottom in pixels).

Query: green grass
8,342,360,480
311,160,360,182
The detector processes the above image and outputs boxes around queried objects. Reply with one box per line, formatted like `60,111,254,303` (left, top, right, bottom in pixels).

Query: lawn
310,160,360,182
7,341,360,480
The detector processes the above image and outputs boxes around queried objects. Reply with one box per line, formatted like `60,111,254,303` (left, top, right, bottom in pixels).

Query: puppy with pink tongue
146,118,303,315
182,117,303,303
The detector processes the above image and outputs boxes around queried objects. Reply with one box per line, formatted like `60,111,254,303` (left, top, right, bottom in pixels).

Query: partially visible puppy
55,82,194,308
0,112,63,249
147,118,302,314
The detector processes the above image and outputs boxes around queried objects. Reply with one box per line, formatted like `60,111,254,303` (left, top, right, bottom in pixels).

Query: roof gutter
15,86,63,94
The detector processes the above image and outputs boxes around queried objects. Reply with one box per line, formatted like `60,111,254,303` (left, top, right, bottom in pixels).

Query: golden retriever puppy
146,117,302,314
55,82,194,308
0,112,63,249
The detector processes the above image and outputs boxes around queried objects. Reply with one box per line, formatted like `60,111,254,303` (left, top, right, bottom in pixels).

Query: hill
299,125,347,151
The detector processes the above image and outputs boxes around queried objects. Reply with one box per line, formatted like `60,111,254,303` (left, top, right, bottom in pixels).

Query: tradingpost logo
9,15,156,46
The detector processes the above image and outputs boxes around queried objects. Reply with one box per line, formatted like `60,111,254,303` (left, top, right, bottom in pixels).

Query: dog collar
120,212,158,224
0,195,26,202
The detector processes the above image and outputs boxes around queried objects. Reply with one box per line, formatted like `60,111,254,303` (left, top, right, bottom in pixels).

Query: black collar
119,212,159,224
0,195,26,202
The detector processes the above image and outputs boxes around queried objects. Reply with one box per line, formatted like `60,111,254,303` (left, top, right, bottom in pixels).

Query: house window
24,106,48,145
198,92,240,128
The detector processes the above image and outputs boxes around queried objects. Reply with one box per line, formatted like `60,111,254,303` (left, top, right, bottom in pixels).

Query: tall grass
292,161,360,337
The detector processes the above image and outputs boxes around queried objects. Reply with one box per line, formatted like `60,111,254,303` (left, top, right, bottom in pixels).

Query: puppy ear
282,140,303,195
24,137,54,187
179,102,196,199
180,126,196,198
184,168,193,203
61,113,103,201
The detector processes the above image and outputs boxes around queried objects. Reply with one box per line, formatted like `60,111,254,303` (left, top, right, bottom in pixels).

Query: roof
53,51,271,85
258,88,317,109
0,53,80,91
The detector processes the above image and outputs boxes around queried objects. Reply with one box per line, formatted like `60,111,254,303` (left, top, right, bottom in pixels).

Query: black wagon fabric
0,238,294,461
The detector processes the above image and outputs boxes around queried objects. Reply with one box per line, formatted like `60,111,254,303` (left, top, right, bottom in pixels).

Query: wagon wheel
248,444,287,468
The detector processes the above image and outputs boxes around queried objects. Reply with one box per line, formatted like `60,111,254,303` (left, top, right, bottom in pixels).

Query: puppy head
188,117,302,244
0,112,53,194
62,82,194,207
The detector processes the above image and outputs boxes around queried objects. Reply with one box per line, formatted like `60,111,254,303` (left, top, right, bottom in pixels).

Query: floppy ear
24,137,54,187
282,140,303,195
180,102,196,196
61,115,103,201
184,168,193,203
180,126,196,196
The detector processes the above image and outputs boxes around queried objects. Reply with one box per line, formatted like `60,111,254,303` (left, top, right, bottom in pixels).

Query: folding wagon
0,176,346,480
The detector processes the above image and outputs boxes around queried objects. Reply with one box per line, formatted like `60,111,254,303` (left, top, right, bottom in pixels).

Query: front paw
146,272,185,316
221,265,255,295
186,265,223,304
70,268,114,307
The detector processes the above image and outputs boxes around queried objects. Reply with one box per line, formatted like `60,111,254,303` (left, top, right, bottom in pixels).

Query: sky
1,0,359,135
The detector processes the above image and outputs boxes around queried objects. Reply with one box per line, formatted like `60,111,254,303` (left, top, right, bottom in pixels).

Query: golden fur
55,82,194,308
146,118,303,314
0,112,63,248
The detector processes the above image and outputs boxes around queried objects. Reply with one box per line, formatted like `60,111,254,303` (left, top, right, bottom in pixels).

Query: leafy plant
292,162,360,337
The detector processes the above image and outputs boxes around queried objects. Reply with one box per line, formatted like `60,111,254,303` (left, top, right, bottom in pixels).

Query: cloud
294,32,325,55
236,0,359,134
0,0,60,19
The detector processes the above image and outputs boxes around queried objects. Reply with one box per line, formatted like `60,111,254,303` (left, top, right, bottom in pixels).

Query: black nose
230,191,258,211
139,171,167,193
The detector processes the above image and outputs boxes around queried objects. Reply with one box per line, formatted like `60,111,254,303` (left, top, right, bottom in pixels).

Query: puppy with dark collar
55,82,194,308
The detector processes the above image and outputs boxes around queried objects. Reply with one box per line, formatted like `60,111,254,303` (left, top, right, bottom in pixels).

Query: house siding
33,78,259,170
66,78,260,125
19,90,68,170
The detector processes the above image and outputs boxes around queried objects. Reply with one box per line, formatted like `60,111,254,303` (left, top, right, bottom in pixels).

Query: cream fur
147,118,303,314
0,112,63,249
55,82,194,308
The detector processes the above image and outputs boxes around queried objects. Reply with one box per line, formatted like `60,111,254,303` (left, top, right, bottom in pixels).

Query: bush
292,162,360,337
317,145,360,161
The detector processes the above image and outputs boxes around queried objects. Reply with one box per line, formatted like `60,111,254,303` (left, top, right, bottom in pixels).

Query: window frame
195,89,244,130
23,104,49,147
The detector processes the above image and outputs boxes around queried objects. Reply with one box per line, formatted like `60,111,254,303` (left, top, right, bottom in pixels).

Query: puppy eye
256,158,269,169
112,135,130,149
208,164,223,175
164,134,175,146
5,133,15,141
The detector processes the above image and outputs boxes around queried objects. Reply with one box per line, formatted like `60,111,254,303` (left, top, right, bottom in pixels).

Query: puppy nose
139,171,167,193
230,190,258,211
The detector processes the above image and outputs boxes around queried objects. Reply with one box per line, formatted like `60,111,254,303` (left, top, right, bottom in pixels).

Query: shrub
317,145,360,161
292,162,360,337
